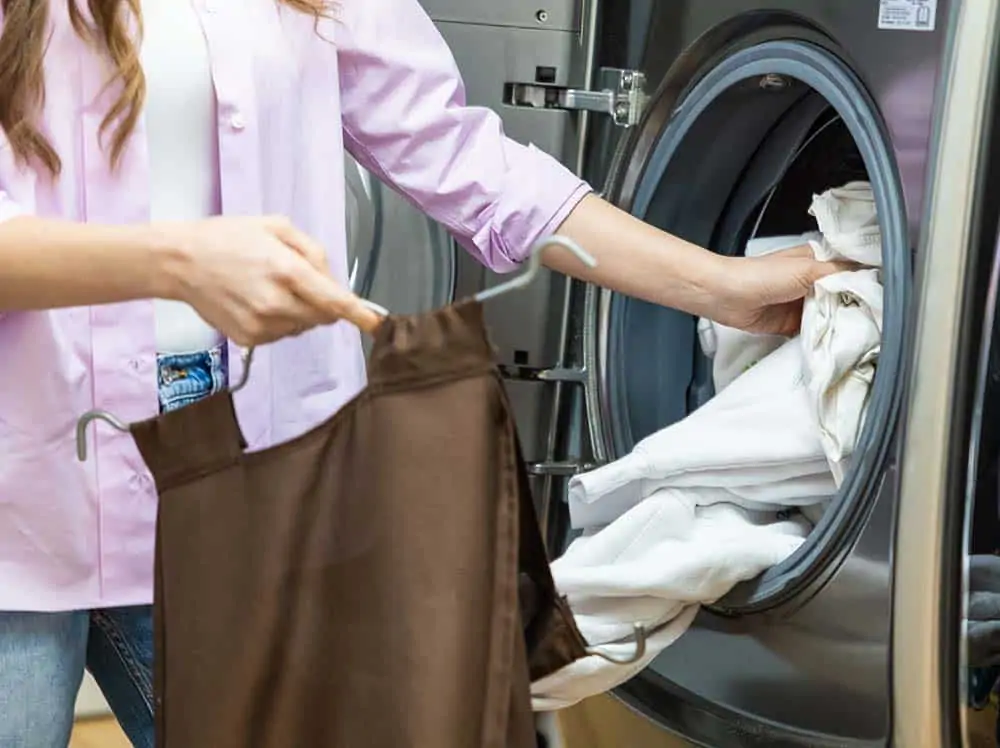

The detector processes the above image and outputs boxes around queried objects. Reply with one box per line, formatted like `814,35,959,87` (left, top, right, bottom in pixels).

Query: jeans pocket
157,346,228,413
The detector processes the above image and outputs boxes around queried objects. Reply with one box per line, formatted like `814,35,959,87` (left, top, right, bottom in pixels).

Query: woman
0,0,838,745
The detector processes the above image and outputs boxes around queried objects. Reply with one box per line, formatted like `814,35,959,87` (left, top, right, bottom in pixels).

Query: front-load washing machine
413,0,1000,745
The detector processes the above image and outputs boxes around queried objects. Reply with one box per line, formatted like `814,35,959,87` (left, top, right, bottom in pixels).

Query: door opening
578,41,909,613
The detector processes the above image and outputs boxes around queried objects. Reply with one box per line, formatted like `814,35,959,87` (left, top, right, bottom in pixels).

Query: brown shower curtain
130,301,587,748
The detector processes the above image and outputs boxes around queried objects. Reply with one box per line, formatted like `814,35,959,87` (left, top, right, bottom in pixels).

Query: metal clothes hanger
74,300,388,462
474,234,597,302
477,236,654,666
76,234,596,461
585,622,648,665
75,344,269,461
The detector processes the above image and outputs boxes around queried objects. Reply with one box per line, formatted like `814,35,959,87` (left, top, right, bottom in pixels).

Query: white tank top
141,0,224,354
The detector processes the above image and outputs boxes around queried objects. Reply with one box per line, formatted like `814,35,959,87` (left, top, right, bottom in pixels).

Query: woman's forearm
0,216,171,311
544,194,730,317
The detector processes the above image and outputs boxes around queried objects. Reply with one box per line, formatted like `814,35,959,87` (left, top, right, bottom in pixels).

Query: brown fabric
131,301,588,748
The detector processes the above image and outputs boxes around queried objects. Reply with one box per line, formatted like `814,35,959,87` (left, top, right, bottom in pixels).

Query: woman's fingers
344,302,385,335
263,217,385,334
284,254,384,334
768,245,861,276
769,244,815,259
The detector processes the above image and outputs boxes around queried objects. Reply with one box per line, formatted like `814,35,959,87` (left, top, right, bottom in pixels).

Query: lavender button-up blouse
0,0,590,611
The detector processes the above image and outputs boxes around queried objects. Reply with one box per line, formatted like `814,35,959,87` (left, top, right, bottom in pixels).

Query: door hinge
504,67,648,127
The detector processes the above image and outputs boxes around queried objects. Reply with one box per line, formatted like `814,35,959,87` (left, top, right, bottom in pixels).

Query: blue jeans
0,608,155,748
0,345,226,747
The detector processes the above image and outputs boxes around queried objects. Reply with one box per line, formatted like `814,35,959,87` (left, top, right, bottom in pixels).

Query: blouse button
230,113,246,131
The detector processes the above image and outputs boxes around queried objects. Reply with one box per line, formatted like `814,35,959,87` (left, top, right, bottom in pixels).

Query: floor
69,718,131,748
66,704,1000,748
556,696,693,747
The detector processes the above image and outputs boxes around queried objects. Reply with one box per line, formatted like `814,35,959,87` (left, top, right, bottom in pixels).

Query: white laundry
801,269,882,483
568,337,837,530
533,606,699,713
802,180,883,482
531,494,810,711
533,182,886,709
807,181,882,267
697,233,821,392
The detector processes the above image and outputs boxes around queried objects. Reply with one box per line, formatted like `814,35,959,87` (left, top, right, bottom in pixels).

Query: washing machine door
344,154,457,330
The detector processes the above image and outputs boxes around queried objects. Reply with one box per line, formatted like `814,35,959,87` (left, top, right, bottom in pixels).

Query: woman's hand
709,245,851,335
154,216,383,347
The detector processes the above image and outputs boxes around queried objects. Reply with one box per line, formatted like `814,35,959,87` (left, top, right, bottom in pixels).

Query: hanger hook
584,623,648,665
75,299,394,463
75,346,257,462
474,234,597,303
75,410,129,462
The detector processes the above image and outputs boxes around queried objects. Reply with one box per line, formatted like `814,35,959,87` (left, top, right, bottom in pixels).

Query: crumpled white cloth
697,180,881,395
801,270,882,482
533,340,830,710
567,338,837,530
697,233,821,392
531,182,885,711
807,181,881,267
802,180,883,482
531,495,809,711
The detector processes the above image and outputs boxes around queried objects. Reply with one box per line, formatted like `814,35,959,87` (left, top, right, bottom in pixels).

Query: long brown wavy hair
0,0,329,176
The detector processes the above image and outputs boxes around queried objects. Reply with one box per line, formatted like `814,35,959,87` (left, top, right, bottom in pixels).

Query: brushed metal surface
894,2,1000,746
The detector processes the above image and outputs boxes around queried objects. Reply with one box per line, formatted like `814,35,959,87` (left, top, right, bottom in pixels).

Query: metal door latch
504,67,647,127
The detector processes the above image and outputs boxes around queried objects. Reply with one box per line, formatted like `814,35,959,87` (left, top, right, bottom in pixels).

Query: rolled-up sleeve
336,0,591,272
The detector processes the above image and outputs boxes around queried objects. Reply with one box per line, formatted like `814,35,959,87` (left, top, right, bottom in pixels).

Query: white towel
531,494,809,711
697,233,821,392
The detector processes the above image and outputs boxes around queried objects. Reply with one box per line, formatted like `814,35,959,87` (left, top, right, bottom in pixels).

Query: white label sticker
878,0,937,31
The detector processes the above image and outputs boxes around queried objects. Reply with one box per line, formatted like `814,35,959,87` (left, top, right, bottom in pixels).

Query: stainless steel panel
426,15,594,471
432,22,580,368
432,22,583,179
419,0,580,33
895,2,1000,746
504,379,553,462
